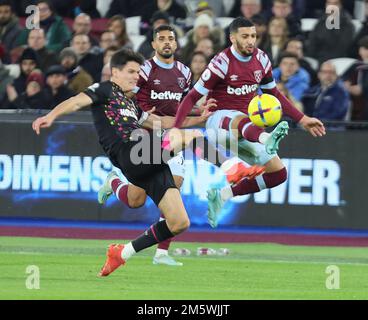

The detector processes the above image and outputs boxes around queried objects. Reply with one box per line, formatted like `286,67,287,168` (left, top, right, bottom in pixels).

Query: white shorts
167,151,185,178
205,110,277,166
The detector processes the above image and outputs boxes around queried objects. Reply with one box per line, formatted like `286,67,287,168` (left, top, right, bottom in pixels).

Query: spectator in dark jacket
26,28,58,72
16,0,71,53
44,65,74,108
12,47,39,95
306,0,355,64
106,0,156,19
0,0,22,60
8,69,51,109
141,0,187,25
303,61,349,120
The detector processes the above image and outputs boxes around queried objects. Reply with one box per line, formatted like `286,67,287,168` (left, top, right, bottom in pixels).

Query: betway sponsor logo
150,90,182,101
227,84,258,95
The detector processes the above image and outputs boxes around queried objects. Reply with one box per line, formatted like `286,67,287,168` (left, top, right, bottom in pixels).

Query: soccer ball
248,94,282,128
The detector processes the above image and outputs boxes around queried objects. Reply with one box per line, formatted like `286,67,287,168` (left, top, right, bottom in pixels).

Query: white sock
155,248,168,257
220,186,233,202
259,132,270,145
121,242,136,261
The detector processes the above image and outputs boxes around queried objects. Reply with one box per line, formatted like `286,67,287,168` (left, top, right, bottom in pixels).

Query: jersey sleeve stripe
208,63,225,79
260,80,276,89
140,61,152,79
211,57,229,76
139,70,148,81
194,81,209,95
265,61,272,74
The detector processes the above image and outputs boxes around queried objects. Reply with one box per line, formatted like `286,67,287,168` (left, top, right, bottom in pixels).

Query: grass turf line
0,237,367,300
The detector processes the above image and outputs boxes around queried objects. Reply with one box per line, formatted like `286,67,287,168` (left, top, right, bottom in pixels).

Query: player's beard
236,40,254,57
158,50,174,59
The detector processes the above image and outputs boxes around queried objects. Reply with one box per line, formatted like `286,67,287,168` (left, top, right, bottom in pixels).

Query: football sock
131,220,174,253
157,214,172,251
189,136,229,167
238,119,270,143
230,167,287,197
111,178,130,207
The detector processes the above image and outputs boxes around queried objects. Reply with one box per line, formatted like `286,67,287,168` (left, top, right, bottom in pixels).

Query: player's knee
170,217,190,235
128,194,146,208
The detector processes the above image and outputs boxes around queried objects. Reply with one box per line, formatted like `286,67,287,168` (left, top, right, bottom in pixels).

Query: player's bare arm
32,93,93,135
298,115,326,137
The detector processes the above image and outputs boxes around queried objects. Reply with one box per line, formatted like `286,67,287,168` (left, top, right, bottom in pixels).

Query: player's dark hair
110,49,144,71
229,17,255,34
0,0,14,9
277,51,300,65
153,25,177,41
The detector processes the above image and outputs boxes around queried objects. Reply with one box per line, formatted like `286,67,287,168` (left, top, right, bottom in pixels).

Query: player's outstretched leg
98,171,118,204
265,121,289,155
99,188,189,276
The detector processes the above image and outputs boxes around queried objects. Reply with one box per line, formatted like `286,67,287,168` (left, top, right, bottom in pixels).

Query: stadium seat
216,17,235,29
130,35,146,51
126,16,141,36
329,57,358,76
301,18,318,32
304,56,319,71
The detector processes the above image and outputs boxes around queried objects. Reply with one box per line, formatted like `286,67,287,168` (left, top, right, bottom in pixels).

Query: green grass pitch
0,236,367,300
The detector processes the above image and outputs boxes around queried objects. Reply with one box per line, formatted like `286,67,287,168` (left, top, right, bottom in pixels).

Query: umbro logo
230,74,238,81
153,79,161,85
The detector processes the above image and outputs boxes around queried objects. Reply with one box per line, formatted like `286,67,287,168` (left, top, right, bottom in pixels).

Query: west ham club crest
177,77,186,89
254,70,262,83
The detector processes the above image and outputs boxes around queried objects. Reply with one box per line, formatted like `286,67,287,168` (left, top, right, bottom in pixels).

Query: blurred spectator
101,63,111,82
260,17,289,65
343,36,368,121
306,0,355,64
138,11,171,59
303,61,349,120
304,0,354,18
189,50,208,86
65,13,99,48
0,0,22,57
229,0,263,19
44,65,74,108
103,45,119,65
350,0,368,58
8,69,51,109
26,28,58,72
16,0,71,53
194,37,214,61
251,13,268,48
194,1,225,18
12,47,39,95
180,13,225,65
141,0,187,25
0,55,15,106
49,0,100,18
106,0,156,19
276,81,303,112
59,47,93,93
70,33,103,82
99,30,117,52
269,0,302,38
273,52,310,103
107,15,133,49
284,38,318,85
